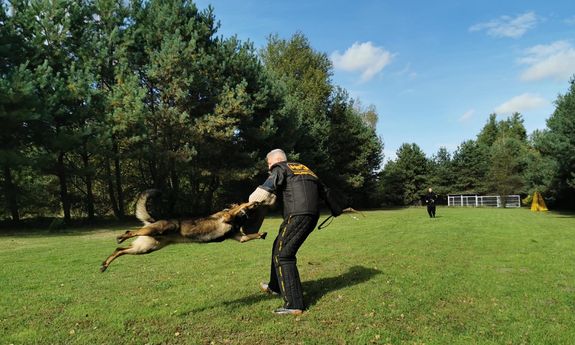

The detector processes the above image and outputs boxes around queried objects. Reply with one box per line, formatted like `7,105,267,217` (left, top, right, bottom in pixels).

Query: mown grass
1,207,574,345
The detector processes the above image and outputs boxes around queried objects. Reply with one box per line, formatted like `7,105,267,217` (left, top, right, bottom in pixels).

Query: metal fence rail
447,195,521,208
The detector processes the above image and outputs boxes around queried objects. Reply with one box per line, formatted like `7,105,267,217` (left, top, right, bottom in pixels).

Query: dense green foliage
2,208,575,344
379,95,575,208
536,78,575,207
1,0,574,221
0,1,382,222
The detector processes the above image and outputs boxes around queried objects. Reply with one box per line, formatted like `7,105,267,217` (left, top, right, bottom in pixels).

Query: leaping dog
100,190,266,272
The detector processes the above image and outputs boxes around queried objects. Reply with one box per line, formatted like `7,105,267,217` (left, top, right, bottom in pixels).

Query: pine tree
539,77,575,207
260,33,333,173
379,143,428,205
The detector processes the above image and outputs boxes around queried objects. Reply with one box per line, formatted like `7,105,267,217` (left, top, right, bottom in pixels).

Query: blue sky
195,0,575,161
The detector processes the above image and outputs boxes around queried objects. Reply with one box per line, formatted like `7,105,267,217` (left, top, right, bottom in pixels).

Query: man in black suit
425,187,437,218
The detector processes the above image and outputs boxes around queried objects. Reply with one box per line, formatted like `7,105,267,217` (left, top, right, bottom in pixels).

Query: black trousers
267,214,318,310
427,204,436,218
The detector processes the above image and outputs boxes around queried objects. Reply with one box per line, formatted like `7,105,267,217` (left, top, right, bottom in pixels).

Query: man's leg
427,205,433,218
264,234,281,294
273,215,318,311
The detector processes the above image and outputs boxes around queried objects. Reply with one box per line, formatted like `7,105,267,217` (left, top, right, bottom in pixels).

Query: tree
0,1,388,221
0,4,40,221
523,130,557,203
499,112,527,143
3,1,88,223
451,140,488,194
78,0,139,219
475,112,529,200
377,160,405,206
260,32,384,204
427,147,455,200
476,113,499,147
378,143,428,205
21,0,96,224
325,88,383,206
260,32,333,174
485,135,526,204
538,77,575,208
118,0,283,213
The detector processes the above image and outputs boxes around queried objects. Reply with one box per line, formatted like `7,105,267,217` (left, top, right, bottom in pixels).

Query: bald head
266,149,287,169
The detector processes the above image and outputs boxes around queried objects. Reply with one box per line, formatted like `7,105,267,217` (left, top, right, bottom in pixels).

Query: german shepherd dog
100,190,266,272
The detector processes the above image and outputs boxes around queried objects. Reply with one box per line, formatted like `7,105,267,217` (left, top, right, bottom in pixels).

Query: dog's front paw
116,231,131,244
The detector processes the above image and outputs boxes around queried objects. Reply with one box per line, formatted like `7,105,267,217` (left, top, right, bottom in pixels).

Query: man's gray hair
266,148,287,162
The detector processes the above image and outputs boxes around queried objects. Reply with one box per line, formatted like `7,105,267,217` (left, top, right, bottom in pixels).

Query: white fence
447,195,521,208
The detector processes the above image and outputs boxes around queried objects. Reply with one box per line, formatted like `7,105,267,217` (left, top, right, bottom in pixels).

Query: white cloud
494,93,548,114
458,109,475,123
518,40,575,81
331,42,393,82
469,12,537,38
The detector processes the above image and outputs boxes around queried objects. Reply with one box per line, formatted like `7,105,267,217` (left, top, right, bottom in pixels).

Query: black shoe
259,282,280,296
273,307,303,315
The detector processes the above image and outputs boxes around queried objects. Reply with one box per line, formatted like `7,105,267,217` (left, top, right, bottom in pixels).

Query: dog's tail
135,189,163,225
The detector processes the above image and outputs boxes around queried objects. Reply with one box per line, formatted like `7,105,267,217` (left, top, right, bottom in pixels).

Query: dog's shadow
186,265,381,314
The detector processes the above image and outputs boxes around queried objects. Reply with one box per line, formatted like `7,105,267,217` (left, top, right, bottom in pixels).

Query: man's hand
249,187,276,206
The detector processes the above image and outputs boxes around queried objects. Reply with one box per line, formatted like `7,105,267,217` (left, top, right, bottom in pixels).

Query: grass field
1,207,574,345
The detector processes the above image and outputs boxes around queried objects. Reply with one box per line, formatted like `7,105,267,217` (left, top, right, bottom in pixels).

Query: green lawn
1,207,574,345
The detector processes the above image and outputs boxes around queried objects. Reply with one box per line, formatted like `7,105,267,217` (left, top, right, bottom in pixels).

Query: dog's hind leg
100,247,130,272
100,236,165,272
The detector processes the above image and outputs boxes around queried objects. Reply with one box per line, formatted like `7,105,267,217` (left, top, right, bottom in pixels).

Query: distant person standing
425,187,437,218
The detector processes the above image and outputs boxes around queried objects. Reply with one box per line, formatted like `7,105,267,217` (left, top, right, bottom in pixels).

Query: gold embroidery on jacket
287,163,317,178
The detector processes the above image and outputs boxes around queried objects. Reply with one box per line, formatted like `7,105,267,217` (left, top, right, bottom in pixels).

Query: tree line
2,1,574,225
377,79,575,209
0,0,383,224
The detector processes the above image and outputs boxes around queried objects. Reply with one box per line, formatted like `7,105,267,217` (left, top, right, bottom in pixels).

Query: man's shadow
302,265,381,306
185,265,381,314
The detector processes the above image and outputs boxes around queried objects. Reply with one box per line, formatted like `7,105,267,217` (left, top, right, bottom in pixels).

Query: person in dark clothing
425,187,437,218
248,149,325,315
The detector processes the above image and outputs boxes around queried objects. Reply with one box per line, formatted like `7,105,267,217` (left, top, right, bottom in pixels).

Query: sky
194,0,575,162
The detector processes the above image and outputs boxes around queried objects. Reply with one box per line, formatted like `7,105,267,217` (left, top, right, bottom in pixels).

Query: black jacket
425,192,437,205
260,161,322,217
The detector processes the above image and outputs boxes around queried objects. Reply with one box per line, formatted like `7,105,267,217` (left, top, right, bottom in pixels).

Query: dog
100,189,266,272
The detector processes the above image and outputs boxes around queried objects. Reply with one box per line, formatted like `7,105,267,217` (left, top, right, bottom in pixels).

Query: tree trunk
81,143,95,220
205,176,219,213
57,152,71,224
170,158,179,194
2,165,20,222
105,157,120,219
112,140,125,218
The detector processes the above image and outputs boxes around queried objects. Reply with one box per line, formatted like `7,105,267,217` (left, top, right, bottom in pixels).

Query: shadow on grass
549,210,575,218
0,218,140,237
303,265,382,307
185,265,381,314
